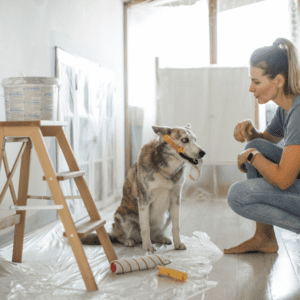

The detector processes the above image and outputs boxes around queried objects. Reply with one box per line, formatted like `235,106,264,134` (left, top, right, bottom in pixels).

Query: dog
81,124,206,251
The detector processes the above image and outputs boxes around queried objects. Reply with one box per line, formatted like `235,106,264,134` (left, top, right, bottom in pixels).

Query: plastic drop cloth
56,47,119,222
0,220,223,300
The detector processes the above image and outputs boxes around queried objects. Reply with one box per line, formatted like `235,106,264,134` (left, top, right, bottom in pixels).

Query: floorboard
180,197,300,300
3,192,300,299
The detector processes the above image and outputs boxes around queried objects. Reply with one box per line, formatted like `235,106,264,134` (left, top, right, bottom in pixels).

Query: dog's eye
182,138,189,143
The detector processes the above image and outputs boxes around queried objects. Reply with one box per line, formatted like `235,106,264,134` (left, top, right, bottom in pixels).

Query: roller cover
110,254,170,274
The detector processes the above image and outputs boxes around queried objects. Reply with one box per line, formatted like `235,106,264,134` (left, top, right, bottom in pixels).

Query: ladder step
5,137,30,143
43,171,86,181
63,220,106,239
16,205,63,211
27,195,82,200
0,214,21,230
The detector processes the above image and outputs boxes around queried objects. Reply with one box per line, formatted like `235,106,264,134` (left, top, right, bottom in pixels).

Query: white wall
0,0,125,243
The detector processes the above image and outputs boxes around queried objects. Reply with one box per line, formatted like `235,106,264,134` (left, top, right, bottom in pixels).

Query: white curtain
157,66,255,164
156,66,255,197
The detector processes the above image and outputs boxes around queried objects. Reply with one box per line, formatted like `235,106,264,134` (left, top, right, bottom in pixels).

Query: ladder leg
0,133,4,174
56,127,118,262
12,140,32,263
29,127,98,291
0,143,26,205
3,148,20,205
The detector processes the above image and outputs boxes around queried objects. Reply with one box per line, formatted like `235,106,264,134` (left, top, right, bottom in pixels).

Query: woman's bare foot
224,222,279,254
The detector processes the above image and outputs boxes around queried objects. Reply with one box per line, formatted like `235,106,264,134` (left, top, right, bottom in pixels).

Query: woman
224,37,300,254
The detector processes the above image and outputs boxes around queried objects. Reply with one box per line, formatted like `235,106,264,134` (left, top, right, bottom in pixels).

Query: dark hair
250,38,300,95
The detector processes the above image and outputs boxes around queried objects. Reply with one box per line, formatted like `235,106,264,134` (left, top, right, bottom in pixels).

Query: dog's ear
185,123,191,130
152,126,171,137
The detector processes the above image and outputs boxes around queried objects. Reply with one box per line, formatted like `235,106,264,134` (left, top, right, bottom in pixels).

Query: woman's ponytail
276,38,300,95
250,37,300,95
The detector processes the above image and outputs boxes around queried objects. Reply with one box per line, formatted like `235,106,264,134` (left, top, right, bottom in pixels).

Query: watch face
247,153,254,162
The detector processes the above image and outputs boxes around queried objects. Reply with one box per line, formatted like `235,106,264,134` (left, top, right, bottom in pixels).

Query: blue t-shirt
266,95,300,146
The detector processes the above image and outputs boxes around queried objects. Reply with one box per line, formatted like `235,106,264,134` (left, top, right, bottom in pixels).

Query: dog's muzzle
179,150,206,165
163,135,206,165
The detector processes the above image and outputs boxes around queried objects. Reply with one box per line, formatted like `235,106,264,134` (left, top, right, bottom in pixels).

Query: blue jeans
227,138,300,234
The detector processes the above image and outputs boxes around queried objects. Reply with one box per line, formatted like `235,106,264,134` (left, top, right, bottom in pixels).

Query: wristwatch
247,150,260,165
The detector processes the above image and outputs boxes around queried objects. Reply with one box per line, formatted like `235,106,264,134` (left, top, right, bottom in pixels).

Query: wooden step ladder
0,121,118,291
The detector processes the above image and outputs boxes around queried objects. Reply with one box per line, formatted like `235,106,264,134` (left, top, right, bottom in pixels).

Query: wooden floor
3,192,300,299
177,196,300,300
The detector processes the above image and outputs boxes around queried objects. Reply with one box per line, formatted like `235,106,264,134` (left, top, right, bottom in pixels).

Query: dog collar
163,135,198,165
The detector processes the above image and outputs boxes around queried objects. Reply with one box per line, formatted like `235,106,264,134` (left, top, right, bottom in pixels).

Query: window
217,0,290,66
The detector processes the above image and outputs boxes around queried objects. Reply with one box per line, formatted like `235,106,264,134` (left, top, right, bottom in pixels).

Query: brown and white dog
81,124,205,251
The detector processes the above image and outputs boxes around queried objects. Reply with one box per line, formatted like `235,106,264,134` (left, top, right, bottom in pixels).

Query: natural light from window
218,0,291,66
128,0,291,107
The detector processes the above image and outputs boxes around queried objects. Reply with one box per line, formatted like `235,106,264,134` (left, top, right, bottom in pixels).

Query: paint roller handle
163,135,185,154
157,265,187,282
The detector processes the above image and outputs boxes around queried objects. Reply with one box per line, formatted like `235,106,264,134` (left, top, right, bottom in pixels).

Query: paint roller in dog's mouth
179,150,205,165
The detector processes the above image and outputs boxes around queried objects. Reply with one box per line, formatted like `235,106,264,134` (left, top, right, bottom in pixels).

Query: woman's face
249,67,278,104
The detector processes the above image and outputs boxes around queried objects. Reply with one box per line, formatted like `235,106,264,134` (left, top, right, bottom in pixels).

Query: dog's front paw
142,243,156,252
124,239,135,247
174,242,186,250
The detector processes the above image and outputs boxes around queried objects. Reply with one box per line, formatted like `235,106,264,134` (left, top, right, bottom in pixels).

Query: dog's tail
80,232,119,245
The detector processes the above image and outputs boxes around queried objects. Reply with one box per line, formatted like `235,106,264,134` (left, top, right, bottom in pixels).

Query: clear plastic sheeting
56,47,119,222
0,220,223,300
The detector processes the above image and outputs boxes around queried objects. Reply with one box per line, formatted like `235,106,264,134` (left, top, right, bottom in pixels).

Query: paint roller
110,254,188,282
110,254,170,273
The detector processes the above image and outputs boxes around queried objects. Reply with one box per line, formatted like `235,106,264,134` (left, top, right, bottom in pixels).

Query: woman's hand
237,148,256,173
234,120,259,143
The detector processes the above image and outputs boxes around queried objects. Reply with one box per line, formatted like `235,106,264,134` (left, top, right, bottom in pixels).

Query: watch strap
248,150,260,165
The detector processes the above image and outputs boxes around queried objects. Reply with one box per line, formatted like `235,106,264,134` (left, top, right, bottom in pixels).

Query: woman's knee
244,138,268,151
244,138,282,164
227,181,245,211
